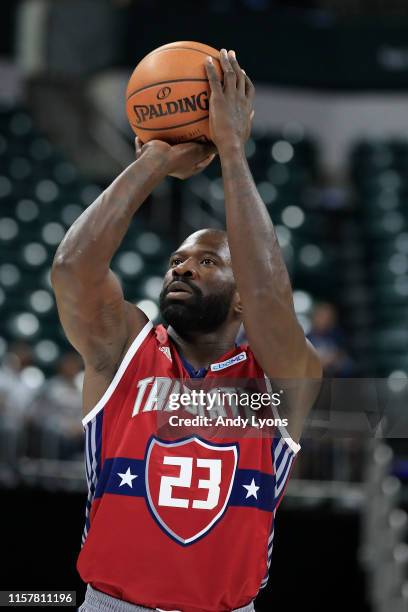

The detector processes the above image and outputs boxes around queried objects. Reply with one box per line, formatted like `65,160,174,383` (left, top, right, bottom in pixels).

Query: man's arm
206,51,321,440
51,140,216,377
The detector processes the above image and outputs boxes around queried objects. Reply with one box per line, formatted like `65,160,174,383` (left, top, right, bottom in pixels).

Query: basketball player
52,50,321,612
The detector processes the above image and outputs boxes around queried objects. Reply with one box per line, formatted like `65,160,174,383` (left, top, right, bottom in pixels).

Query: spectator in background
30,351,84,460
307,302,354,377
0,342,35,483
0,341,35,412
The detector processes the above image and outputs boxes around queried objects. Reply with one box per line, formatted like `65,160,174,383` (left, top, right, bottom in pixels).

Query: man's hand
205,49,255,152
135,137,216,180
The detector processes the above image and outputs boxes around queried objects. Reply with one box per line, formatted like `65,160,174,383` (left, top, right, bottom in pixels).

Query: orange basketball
126,41,222,145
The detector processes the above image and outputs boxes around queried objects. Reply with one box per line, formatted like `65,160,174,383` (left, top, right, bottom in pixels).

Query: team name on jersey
131,375,282,420
132,376,238,417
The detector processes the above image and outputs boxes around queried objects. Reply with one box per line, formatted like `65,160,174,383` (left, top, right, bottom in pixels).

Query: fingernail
207,56,213,63
221,48,227,55
230,50,236,58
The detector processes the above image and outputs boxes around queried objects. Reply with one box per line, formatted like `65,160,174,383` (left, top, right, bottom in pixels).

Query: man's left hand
135,137,217,180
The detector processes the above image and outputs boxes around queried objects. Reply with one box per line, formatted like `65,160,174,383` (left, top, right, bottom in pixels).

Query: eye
171,258,183,267
201,258,215,266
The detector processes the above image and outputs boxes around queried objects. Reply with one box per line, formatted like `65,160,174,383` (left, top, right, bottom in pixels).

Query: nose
172,258,197,279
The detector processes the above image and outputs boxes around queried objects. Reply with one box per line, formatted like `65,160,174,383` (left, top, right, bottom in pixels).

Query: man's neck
167,325,238,371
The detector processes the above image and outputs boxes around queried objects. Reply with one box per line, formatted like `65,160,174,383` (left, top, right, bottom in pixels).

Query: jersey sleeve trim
264,374,301,454
82,320,154,426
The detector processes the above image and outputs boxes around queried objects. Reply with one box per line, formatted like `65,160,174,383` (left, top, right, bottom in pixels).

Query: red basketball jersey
77,321,300,612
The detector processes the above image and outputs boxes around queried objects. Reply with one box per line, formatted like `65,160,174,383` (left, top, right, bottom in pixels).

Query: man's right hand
135,137,216,180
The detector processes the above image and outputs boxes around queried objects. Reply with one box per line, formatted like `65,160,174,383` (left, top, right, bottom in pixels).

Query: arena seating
1,106,407,380
360,442,408,612
180,129,341,337
0,104,168,377
0,104,336,379
351,140,408,376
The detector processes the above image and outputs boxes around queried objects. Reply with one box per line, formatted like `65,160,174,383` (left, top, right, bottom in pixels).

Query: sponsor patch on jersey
145,436,238,545
210,351,247,372
159,346,172,363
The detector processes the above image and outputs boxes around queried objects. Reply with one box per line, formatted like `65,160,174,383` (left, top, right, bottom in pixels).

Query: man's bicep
243,302,308,378
52,268,131,370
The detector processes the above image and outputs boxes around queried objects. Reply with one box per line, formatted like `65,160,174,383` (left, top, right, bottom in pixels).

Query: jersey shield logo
145,436,238,545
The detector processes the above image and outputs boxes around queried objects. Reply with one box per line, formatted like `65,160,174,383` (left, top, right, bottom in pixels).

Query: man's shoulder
122,320,169,363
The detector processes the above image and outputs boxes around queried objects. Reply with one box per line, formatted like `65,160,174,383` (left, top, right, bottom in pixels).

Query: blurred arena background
1,1,408,610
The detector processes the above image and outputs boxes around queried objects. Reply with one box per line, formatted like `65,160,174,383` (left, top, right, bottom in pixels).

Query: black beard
159,280,234,335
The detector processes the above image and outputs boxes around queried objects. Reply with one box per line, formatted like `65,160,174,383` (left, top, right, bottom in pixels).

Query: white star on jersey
242,478,260,499
118,467,138,488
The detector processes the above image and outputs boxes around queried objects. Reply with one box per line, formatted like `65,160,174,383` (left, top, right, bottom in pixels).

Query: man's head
311,302,338,334
57,351,83,382
5,341,33,372
159,229,241,336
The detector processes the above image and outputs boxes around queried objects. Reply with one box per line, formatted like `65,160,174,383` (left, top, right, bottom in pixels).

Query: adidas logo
159,346,172,363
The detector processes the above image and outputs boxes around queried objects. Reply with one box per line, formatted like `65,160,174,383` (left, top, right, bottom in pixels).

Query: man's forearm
219,144,293,304
205,49,318,385
53,154,167,282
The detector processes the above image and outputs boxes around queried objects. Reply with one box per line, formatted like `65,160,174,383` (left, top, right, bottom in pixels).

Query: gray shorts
78,584,255,612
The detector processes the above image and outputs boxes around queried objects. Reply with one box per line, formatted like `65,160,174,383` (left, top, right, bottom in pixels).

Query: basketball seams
143,46,220,63
126,78,209,100
131,115,208,132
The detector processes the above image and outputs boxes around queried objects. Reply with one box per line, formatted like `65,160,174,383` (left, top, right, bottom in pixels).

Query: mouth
166,281,193,300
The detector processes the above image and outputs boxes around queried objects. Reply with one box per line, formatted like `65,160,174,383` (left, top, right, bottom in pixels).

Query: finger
174,141,216,158
220,48,236,93
194,153,216,171
193,146,217,166
169,152,216,180
228,50,245,94
186,141,216,154
205,57,223,95
247,110,255,139
135,137,142,158
172,142,216,169
201,143,217,156
243,70,255,102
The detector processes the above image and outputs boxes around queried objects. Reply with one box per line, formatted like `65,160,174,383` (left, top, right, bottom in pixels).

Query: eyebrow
169,249,223,260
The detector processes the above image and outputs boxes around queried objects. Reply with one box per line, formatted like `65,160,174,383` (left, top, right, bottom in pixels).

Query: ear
232,290,243,315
